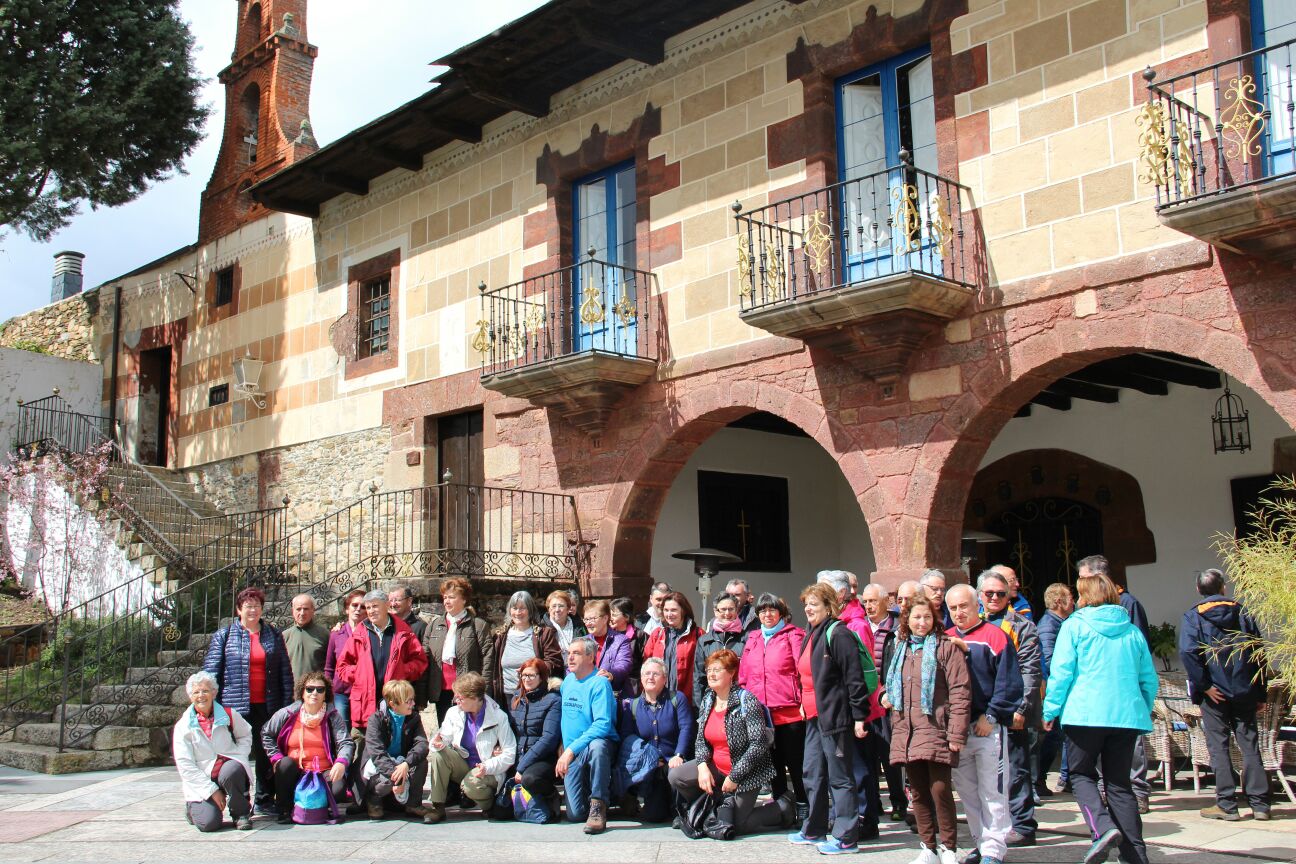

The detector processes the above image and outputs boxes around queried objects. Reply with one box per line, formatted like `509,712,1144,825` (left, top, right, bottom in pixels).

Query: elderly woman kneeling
173,670,255,831
425,672,517,823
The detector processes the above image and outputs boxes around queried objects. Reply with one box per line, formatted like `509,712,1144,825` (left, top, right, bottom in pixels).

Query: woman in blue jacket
1042,572,1157,864
615,657,695,821
507,657,562,819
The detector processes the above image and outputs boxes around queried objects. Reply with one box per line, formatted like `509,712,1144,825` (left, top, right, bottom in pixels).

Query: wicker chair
1148,697,1193,791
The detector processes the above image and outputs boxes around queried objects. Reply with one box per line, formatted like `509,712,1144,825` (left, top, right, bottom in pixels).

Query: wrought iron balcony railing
733,156,975,312
474,253,657,376
1140,37,1296,207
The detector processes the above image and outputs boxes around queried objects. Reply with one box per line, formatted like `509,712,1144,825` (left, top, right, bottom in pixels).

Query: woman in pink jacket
738,593,807,817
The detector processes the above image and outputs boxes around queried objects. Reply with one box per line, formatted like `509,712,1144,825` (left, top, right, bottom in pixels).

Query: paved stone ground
0,765,1292,863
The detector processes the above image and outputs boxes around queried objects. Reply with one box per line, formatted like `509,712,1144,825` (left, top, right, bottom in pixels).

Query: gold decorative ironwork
1136,100,1196,196
892,183,922,254
162,624,182,644
803,209,832,276
764,247,785,299
579,284,605,326
930,193,954,257
1056,524,1077,580
506,322,525,360
470,318,491,354
1219,74,1267,159
523,303,545,335
612,283,637,327
737,233,753,292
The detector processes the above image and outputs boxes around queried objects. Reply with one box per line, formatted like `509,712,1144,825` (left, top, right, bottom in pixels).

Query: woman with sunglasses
325,588,368,729
261,671,354,824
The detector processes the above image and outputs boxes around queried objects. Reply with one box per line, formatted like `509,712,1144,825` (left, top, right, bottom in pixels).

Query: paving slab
0,811,102,843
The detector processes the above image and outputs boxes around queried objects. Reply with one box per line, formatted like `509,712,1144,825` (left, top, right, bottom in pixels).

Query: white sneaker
908,848,939,864
937,846,959,864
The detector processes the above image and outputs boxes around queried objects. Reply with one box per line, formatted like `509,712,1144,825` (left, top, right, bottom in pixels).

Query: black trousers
867,716,906,815
245,703,272,806
770,720,807,804
1200,699,1270,813
1007,726,1037,835
274,756,348,816
802,722,859,844
1065,725,1148,864
518,758,558,801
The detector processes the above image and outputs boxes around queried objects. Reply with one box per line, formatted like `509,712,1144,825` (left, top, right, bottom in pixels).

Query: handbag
511,781,553,824
676,787,735,840
292,758,341,825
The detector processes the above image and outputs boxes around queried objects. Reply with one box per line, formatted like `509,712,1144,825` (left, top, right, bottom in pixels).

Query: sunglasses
982,590,1008,598
303,685,327,694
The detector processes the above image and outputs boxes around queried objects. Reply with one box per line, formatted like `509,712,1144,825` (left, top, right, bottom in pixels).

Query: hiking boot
423,803,446,824
1253,809,1272,821
1136,796,1149,815
1200,805,1241,821
584,798,607,834
404,804,428,818
366,802,385,820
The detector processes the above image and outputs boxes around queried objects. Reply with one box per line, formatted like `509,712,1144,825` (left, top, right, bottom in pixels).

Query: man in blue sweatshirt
948,582,1022,864
559,638,619,834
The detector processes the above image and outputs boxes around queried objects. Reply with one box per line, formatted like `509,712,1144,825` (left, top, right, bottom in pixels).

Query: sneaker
982,858,1004,864
584,798,607,835
1083,827,1124,864
1006,831,1036,847
937,845,958,864
890,807,908,822
236,815,254,830
958,851,982,864
423,803,446,824
1253,809,1272,821
1200,805,1241,821
254,801,278,817
816,838,859,855
789,831,826,845
1136,796,1149,815
906,847,939,864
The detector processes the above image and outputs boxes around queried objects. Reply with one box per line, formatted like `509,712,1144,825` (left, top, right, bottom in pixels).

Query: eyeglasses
982,590,1008,599
303,685,327,694
582,618,602,625
519,672,540,680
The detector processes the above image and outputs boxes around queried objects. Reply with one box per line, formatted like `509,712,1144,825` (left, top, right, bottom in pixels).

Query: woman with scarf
173,670,254,832
880,596,971,864
738,593,807,818
261,670,354,824
542,589,587,654
643,591,700,703
423,577,494,722
693,592,749,707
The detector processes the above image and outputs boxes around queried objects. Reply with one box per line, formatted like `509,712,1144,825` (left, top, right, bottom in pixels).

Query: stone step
188,633,212,651
89,682,187,707
124,666,194,685
156,649,201,665
14,722,161,751
0,740,145,774
55,703,137,726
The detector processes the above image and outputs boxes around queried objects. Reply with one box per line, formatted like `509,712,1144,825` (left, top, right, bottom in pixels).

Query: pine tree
0,0,207,241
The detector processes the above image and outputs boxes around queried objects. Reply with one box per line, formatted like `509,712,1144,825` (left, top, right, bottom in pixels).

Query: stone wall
0,290,100,363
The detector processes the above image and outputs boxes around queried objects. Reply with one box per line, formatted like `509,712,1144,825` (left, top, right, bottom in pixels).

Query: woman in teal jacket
1043,572,1157,864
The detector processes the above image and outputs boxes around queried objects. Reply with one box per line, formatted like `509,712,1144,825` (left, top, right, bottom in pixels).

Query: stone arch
910,314,1296,572
595,376,892,597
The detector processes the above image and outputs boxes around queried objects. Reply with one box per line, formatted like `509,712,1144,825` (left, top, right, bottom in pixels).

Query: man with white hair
282,593,329,682
725,578,758,631
860,583,906,821
991,564,1033,621
336,591,428,733
919,570,954,630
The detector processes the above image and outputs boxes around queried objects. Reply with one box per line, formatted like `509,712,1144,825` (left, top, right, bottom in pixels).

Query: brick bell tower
199,0,318,244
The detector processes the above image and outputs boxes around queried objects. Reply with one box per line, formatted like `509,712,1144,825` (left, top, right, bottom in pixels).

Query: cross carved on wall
736,509,751,560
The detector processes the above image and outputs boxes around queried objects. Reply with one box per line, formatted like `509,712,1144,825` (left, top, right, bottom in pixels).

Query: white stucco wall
650,427,875,626
0,346,103,460
981,378,1292,630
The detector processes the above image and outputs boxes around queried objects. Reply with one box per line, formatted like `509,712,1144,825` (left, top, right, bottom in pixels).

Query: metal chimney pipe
51,250,85,302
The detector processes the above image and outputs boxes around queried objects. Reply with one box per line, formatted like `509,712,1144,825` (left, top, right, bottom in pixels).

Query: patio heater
671,547,741,625
960,529,1004,578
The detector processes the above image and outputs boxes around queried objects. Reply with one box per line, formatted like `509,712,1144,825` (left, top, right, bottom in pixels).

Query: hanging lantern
1212,375,1251,454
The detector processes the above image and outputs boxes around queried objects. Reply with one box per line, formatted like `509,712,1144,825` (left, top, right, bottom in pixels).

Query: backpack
826,621,879,694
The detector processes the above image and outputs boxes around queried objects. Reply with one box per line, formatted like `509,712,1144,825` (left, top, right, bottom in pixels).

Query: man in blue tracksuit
1179,568,1270,821
559,637,619,833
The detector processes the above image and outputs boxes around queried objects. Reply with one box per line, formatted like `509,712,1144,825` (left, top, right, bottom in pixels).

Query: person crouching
362,679,430,820
424,672,517,823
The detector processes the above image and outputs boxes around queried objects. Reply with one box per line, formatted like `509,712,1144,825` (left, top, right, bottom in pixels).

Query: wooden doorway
436,410,483,551
137,346,172,466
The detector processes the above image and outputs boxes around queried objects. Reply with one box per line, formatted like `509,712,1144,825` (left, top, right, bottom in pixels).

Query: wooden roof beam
360,143,424,173
1067,366,1169,396
1030,390,1072,412
306,168,368,197
1048,378,1120,404
460,72,550,118
1112,354,1222,389
419,111,483,144
570,18,665,65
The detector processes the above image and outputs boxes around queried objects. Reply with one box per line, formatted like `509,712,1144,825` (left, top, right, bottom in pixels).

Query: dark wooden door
437,410,484,552
137,346,171,466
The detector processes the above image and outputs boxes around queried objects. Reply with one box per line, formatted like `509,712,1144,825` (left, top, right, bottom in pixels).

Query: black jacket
363,701,430,775
509,686,562,773
802,618,873,735
1179,595,1266,706
693,628,747,707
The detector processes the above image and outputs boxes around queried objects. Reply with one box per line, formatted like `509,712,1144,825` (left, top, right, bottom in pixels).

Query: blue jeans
564,738,613,821
333,692,351,729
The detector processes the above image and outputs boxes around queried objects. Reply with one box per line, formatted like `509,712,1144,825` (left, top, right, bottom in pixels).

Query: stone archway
594,375,892,599
908,314,1296,573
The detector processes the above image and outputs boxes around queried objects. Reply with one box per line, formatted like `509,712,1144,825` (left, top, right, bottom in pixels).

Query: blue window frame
572,162,637,352
836,47,937,279
1253,0,1296,175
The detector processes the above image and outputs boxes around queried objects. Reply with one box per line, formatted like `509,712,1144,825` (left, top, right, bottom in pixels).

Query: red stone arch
594,376,894,598
908,314,1296,574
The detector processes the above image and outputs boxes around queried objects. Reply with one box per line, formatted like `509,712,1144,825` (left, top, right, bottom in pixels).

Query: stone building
9,0,1296,630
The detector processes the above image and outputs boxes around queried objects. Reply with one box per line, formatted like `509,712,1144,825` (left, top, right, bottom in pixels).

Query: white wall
650,427,874,626
981,378,1292,629
0,346,103,461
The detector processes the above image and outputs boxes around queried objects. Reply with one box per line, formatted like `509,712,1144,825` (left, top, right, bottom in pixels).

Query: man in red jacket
336,591,429,732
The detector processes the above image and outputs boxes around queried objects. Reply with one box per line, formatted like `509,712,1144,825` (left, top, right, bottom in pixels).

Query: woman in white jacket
424,671,517,823
173,670,255,831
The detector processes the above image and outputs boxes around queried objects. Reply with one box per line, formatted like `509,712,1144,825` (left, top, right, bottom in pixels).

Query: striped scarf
885,633,939,716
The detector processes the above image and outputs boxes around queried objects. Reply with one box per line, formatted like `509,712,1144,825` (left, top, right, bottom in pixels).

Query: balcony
1141,40,1296,260
475,254,657,435
732,156,976,383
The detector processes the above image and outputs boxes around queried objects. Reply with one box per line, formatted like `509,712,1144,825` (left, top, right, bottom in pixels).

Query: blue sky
0,0,548,322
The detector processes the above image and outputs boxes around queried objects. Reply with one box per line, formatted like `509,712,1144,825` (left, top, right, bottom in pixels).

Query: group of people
175,559,1273,864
